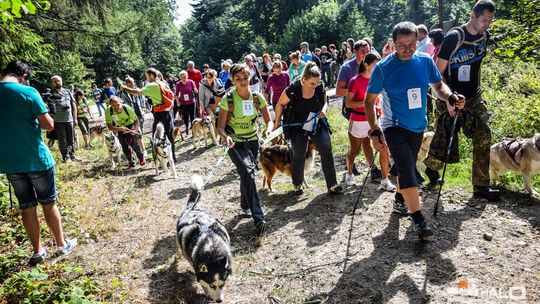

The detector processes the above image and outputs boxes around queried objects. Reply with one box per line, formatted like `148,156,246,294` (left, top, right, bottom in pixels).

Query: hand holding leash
225,136,235,148
447,92,466,118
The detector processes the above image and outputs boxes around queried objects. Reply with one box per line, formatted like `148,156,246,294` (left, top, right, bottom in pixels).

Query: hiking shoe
415,221,433,240
328,184,344,195
28,249,47,266
379,178,397,192
370,166,382,181
128,163,136,170
139,159,146,166
473,186,500,201
425,167,441,186
57,238,77,256
352,164,361,176
70,155,82,162
242,208,252,217
255,221,267,238
345,173,356,186
392,198,409,216
292,184,304,195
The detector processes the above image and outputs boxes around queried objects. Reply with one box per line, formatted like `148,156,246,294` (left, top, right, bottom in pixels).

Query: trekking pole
433,110,460,217
344,130,382,272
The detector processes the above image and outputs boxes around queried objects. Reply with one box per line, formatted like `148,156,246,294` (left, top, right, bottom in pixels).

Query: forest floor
11,95,540,303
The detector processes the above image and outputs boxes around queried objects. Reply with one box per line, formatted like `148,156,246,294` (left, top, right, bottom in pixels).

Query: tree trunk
438,0,444,28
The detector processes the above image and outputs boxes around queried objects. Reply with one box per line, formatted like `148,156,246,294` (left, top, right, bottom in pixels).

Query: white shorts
348,120,370,139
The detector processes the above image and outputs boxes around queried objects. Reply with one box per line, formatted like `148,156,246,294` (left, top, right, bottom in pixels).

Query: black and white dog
176,175,232,302
105,132,122,169
152,122,177,178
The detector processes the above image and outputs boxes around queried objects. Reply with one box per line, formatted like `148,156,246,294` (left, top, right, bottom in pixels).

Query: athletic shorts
78,116,89,135
348,120,370,139
7,167,57,209
383,126,423,189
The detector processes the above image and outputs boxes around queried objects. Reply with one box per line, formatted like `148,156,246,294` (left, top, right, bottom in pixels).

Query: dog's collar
109,145,120,153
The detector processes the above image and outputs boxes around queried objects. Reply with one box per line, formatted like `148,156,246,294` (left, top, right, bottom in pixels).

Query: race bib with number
302,112,318,132
183,94,190,101
458,65,471,82
292,69,298,76
407,88,422,110
242,100,255,116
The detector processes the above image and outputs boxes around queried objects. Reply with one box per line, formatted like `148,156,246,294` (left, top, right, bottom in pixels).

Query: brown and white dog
191,116,219,148
490,133,540,195
89,123,106,144
259,143,316,191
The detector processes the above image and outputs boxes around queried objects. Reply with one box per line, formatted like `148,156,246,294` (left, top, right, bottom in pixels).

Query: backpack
225,90,260,120
152,82,173,112
444,26,488,78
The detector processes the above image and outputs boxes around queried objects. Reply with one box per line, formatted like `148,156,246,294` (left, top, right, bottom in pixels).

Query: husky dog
176,175,232,302
105,132,122,169
191,116,219,148
259,142,316,191
490,133,540,195
416,131,435,174
152,122,178,178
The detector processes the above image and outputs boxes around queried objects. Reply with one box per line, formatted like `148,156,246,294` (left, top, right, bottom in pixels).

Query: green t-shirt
142,82,162,106
219,89,267,142
0,81,55,174
105,104,137,127
288,61,306,81
76,98,88,118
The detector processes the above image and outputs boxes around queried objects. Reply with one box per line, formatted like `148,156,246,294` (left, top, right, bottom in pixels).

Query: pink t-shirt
347,74,370,122
175,80,197,105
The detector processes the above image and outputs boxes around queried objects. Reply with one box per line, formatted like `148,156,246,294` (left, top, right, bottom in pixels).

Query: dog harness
502,138,527,166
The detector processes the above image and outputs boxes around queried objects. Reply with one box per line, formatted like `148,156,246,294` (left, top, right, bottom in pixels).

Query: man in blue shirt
365,22,465,240
300,42,313,63
0,61,77,266
99,78,117,109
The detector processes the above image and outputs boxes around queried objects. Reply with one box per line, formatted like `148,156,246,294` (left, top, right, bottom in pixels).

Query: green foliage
0,21,52,69
0,0,50,22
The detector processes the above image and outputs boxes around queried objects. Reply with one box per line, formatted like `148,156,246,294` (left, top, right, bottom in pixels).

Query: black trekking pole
433,110,460,217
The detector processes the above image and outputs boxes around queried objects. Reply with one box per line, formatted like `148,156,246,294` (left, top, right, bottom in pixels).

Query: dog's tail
154,122,165,139
187,174,204,208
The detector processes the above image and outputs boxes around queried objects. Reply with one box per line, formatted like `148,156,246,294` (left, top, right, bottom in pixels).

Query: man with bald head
49,75,79,162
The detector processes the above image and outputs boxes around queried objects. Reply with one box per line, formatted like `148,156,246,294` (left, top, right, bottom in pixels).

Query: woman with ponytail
273,62,343,195
345,53,396,191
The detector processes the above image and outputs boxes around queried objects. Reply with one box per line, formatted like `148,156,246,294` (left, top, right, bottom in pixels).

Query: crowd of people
0,0,501,263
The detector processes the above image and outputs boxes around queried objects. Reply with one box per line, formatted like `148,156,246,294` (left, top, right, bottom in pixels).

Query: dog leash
202,146,231,188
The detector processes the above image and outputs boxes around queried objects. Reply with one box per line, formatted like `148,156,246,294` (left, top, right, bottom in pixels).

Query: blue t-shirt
0,81,55,174
367,52,442,133
302,52,313,63
337,58,360,104
99,87,117,104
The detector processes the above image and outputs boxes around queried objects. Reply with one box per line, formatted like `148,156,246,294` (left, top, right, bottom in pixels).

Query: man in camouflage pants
424,0,499,200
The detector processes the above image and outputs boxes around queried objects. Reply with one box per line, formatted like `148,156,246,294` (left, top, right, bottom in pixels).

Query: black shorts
384,126,423,189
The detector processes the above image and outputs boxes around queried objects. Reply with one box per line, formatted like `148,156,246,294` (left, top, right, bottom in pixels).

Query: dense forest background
1,0,538,92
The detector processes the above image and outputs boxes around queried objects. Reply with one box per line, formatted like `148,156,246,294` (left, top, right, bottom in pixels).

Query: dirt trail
63,100,539,304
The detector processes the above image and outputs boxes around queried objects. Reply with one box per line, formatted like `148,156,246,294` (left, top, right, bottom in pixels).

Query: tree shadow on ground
144,235,209,304
306,197,491,304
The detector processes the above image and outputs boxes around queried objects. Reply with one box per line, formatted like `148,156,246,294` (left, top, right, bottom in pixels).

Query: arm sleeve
428,57,443,84
264,76,272,94
30,90,48,116
437,31,459,61
256,93,267,109
337,65,349,82
367,65,384,94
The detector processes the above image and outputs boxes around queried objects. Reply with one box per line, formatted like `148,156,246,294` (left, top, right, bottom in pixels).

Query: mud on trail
55,105,539,304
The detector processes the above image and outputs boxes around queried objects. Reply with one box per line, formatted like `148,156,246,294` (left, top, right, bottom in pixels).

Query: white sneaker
57,238,77,256
345,173,356,186
379,178,397,192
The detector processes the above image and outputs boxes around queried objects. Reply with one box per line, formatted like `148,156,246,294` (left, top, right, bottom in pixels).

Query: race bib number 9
242,100,255,116
407,88,422,109
458,65,471,82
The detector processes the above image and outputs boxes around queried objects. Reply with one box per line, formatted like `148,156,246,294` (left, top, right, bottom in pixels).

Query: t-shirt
105,104,137,127
142,82,162,106
218,89,267,142
347,75,370,122
264,73,290,106
0,81,55,174
175,80,197,105
367,52,442,133
76,98,89,118
288,61,305,81
187,69,203,89
51,88,74,123
284,80,326,124
319,51,333,65
99,87,117,105
92,88,102,101
219,70,230,86
337,58,360,104
437,25,489,98
302,52,313,62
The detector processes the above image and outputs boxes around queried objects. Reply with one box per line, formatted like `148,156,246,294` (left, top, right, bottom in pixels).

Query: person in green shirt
74,90,93,148
217,63,273,244
105,96,145,169
288,50,306,81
